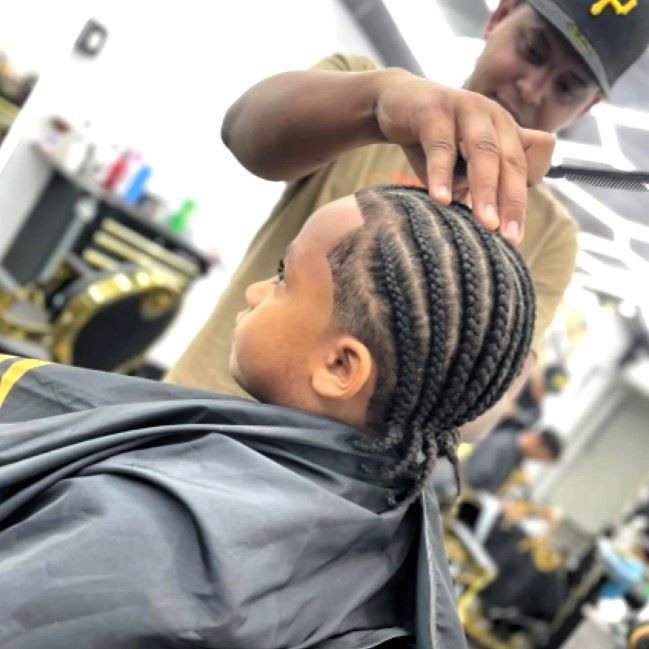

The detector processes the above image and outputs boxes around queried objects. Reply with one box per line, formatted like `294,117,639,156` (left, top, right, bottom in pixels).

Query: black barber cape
0,358,467,649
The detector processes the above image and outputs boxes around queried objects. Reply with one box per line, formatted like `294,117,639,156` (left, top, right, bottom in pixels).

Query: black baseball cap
526,0,649,95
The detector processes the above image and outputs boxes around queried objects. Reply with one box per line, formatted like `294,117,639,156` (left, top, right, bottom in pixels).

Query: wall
545,383,649,534
0,0,90,255
0,0,381,365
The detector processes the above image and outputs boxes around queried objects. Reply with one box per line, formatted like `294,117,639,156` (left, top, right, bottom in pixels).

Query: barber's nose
516,67,552,106
245,279,271,308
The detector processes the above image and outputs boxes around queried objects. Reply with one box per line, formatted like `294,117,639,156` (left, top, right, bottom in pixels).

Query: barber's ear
484,0,519,38
579,92,603,117
311,336,374,400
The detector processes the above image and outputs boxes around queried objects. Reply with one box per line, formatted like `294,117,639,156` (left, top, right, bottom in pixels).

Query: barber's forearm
221,68,401,181
459,352,536,442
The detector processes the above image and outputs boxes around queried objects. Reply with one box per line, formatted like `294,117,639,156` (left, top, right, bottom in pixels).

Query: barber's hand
452,127,555,240
375,71,555,245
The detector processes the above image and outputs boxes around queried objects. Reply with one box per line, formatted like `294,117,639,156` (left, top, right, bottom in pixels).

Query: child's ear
311,335,374,400
579,92,603,118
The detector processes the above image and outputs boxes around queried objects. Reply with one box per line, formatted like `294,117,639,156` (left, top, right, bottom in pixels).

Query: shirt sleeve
523,186,579,358
530,221,578,357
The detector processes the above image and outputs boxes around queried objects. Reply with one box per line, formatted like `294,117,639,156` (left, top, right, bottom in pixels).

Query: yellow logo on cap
591,0,637,15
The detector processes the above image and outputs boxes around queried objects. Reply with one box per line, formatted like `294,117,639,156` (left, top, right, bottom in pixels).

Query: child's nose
244,279,271,308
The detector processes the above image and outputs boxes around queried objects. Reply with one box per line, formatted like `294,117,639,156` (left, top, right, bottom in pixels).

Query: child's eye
275,258,286,284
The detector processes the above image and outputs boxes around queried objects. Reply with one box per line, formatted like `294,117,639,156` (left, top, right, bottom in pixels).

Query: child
0,185,534,649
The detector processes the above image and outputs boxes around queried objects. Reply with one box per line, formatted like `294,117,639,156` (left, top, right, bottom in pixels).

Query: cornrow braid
326,185,536,505
372,232,427,439
368,231,426,477
447,207,523,423
459,236,533,424
421,202,491,430
380,192,459,490
449,217,513,422
493,244,537,400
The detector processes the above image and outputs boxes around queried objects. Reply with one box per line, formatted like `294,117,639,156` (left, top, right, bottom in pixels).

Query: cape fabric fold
0,358,467,649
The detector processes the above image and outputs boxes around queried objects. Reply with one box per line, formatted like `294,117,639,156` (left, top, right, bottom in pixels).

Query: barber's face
466,0,602,132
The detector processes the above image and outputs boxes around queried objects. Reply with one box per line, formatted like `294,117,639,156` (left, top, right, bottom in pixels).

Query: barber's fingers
493,111,529,245
420,118,456,205
521,128,555,185
402,144,428,189
379,80,552,246
456,127,553,243
455,108,503,232
494,127,555,244
452,185,472,209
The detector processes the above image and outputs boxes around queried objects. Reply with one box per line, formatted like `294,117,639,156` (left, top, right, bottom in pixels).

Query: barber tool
545,164,649,192
454,158,649,192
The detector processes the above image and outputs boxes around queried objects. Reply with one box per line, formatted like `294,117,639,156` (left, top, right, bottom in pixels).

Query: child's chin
228,353,242,385
228,355,251,394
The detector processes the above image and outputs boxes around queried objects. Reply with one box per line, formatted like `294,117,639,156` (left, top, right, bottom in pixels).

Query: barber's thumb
521,129,555,185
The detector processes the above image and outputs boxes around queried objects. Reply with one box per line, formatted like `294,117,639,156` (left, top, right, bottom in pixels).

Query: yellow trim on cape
0,358,50,407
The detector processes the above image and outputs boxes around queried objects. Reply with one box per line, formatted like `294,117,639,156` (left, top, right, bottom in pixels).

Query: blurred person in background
464,426,563,495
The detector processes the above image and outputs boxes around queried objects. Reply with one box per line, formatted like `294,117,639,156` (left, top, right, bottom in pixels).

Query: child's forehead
292,196,364,257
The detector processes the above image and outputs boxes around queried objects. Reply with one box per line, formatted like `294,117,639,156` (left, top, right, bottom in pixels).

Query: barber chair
0,253,182,373
443,494,505,648
444,492,561,649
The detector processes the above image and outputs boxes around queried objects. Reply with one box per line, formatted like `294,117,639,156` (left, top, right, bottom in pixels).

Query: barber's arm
221,67,554,244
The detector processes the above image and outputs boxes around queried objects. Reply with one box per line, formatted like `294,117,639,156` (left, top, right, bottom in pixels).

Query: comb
545,164,649,191
453,158,649,192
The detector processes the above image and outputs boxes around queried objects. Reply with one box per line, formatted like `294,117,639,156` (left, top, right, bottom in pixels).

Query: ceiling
344,0,649,312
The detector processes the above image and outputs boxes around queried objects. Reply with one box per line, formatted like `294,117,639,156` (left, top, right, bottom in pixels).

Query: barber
167,0,649,438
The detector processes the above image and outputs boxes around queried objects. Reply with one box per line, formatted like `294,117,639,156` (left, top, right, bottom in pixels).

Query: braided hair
326,185,535,504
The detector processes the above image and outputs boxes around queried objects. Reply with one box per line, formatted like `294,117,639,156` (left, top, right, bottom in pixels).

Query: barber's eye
275,259,285,284
520,35,545,65
556,79,577,98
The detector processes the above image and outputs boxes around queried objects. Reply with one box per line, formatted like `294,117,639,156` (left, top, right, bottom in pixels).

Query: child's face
230,196,365,412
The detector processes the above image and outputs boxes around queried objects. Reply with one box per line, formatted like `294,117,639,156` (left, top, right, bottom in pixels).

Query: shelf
31,143,211,275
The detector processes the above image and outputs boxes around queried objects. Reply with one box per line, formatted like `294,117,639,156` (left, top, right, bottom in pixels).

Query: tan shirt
166,54,578,396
